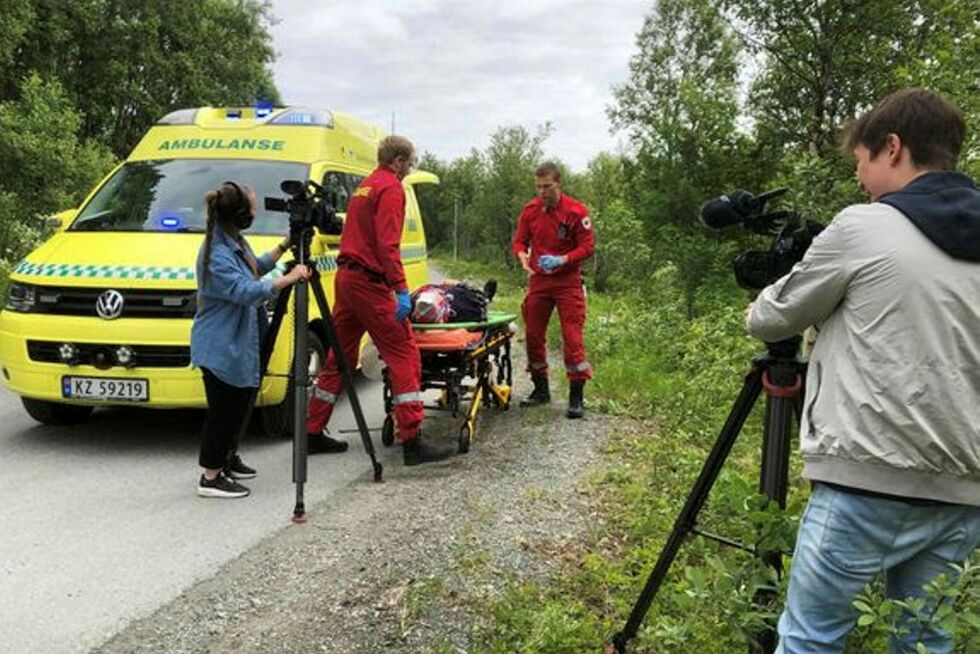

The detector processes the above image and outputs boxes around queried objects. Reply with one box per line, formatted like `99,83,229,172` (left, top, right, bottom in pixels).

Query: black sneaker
403,432,454,466
197,473,250,499
308,433,349,454
224,453,257,480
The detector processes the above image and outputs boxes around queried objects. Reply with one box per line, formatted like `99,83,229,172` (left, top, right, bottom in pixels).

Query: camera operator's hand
273,264,311,290
395,289,412,322
538,254,567,273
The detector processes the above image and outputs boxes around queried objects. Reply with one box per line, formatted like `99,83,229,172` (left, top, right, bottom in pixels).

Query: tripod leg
750,390,798,653
609,366,765,654
308,269,383,482
290,280,311,521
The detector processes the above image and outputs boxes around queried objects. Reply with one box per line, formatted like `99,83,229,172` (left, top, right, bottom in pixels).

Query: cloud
268,0,649,171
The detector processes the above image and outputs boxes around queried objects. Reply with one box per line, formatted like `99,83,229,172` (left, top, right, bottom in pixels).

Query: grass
429,255,979,654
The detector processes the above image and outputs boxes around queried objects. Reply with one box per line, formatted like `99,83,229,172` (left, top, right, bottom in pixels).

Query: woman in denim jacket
191,181,309,498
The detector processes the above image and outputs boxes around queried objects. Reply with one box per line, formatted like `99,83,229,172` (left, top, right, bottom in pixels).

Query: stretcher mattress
411,310,516,331
411,311,517,352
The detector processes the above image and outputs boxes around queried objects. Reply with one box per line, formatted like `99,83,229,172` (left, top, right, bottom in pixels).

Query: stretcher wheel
381,415,395,447
458,423,472,454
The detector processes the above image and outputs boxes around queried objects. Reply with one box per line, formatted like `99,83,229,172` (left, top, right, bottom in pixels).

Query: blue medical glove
395,290,412,321
537,254,566,273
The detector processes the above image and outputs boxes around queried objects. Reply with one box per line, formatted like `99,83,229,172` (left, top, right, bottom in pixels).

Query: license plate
61,376,149,402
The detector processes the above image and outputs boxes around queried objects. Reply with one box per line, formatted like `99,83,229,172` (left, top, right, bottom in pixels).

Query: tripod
607,336,805,654
255,219,382,523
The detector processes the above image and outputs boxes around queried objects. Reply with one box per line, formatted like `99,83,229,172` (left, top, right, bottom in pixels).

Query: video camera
699,188,824,290
264,179,343,236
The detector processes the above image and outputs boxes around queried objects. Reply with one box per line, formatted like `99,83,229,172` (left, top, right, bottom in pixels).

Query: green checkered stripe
13,261,195,281
304,245,427,274
401,245,428,261
14,245,427,281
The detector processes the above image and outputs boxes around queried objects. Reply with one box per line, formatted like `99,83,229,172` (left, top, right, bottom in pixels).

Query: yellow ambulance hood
9,232,277,289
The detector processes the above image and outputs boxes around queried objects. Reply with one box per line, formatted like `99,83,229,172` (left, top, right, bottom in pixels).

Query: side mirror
403,171,440,187
46,208,79,231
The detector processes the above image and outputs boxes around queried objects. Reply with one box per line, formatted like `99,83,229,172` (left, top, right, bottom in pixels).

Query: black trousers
198,368,254,470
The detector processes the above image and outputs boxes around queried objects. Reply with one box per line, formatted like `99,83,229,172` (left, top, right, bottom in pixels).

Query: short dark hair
535,161,561,182
845,88,966,170
378,135,414,165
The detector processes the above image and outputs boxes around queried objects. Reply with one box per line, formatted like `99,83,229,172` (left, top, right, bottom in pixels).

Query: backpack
445,282,488,323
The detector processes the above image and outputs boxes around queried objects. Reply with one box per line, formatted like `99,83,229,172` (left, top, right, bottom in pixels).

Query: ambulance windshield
70,159,308,234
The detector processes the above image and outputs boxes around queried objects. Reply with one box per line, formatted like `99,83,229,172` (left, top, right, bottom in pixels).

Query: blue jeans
776,483,980,654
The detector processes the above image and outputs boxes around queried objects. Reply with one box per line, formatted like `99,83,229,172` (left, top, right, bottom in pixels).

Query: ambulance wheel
381,415,395,447
458,423,472,454
261,329,326,438
21,398,93,425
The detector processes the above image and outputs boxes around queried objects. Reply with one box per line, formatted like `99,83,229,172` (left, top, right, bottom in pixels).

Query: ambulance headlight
5,282,37,312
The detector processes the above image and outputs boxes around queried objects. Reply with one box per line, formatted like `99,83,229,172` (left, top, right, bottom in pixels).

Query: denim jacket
190,228,278,388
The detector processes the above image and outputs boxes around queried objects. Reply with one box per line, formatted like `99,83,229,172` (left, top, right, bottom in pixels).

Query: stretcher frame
380,312,517,453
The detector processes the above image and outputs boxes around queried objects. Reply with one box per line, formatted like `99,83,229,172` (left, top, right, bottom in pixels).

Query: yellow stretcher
380,311,517,453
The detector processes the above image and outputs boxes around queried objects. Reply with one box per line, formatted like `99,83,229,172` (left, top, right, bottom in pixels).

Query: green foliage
849,556,979,653
6,0,280,156
417,124,551,267
0,73,115,262
590,200,649,293
609,0,758,252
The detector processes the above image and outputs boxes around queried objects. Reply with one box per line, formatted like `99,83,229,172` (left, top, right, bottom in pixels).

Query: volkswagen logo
95,289,125,320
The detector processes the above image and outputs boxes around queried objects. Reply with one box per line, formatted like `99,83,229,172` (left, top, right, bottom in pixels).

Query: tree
473,125,551,266
725,0,980,163
0,74,115,261
9,0,281,156
609,0,753,313
0,0,32,86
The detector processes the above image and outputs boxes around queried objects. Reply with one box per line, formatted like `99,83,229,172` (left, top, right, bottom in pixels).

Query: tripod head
265,179,343,262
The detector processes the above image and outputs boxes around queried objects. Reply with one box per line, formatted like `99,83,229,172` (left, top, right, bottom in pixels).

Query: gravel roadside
96,361,620,654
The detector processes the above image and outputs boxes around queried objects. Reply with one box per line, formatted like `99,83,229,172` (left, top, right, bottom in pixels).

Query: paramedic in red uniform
512,162,595,418
306,135,454,465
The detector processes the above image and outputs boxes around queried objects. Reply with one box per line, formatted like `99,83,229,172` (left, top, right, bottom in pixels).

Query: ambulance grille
31,286,197,319
27,341,191,368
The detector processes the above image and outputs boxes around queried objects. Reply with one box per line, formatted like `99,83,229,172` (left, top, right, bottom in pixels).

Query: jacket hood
878,171,980,262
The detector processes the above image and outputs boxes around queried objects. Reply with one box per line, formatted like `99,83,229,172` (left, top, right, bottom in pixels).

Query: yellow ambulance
0,106,434,435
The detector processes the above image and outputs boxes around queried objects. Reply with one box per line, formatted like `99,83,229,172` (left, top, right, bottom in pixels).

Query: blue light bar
269,107,334,127
156,213,185,231
255,99,274,118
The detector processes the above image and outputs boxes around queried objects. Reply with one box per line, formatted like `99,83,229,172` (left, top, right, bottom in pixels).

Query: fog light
116,345,134,366
92,347,114,370
58,343,79,365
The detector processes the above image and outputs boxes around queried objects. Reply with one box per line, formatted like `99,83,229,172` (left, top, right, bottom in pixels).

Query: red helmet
411,288,450,323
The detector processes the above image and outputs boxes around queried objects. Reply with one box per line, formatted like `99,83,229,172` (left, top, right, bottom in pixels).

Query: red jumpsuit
306,165,423,442
512,194,595,381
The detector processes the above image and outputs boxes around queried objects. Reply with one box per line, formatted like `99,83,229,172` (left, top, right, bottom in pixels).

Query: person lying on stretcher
410,279,497,324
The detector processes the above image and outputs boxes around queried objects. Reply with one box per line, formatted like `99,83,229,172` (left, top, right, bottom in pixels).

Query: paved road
0,378,399,653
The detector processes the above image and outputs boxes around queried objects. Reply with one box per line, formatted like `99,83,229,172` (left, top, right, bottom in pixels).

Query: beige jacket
748,201,980,506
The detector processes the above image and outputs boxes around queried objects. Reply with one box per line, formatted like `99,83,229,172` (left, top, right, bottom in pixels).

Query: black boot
403,431,455,466
308,432,349,454
566,380,585,419
519,375,551,407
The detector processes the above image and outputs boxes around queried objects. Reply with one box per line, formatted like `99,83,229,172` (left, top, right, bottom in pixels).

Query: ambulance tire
261,329,326,438
21,398,94,425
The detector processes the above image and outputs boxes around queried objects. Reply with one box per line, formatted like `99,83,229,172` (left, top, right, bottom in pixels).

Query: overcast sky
267,1,651,171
